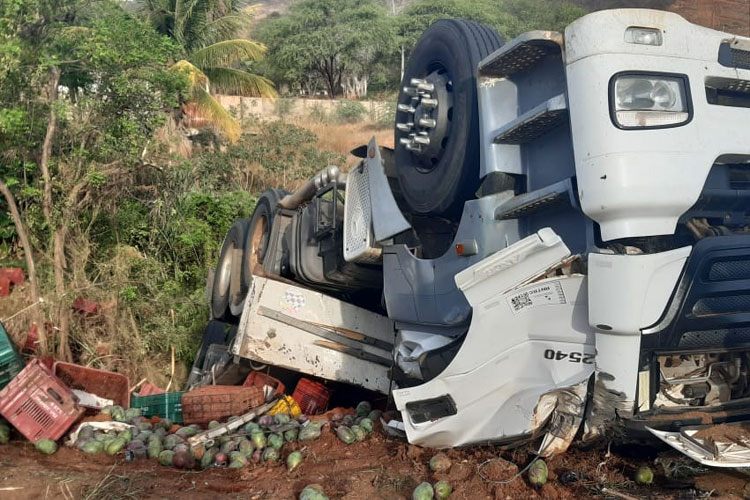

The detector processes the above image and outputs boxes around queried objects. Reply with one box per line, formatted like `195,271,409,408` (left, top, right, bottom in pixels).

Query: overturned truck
206,9,750,466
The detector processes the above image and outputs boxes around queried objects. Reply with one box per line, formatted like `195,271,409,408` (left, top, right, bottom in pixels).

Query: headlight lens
624,27,662,46
612,74,690,128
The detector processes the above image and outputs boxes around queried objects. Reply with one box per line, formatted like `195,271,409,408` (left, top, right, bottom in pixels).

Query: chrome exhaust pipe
277,165,342,210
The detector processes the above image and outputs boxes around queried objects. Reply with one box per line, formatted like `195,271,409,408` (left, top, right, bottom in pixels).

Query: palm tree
139,0,277,141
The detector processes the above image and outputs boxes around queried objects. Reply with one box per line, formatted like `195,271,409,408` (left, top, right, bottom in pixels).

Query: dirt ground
1,426,746,500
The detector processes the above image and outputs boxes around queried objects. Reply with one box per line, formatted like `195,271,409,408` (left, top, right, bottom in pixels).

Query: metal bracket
365,137,412,242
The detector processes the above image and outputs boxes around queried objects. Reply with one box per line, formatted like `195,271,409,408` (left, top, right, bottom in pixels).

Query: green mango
82,441,104,454
412,482,434,500
106,438,127,456
336,426,355,445
298,425,321,442
35,439,58,455
158,450,175,466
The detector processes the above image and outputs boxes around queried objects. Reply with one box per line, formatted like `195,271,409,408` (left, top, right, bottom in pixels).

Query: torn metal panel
582,372,633,442
648,425,750,468
533,378,590,457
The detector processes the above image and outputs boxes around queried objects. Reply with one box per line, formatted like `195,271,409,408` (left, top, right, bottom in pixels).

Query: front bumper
633,235,750,428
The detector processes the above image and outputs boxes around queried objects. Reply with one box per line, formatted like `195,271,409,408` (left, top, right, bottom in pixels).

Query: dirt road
1,426,743,499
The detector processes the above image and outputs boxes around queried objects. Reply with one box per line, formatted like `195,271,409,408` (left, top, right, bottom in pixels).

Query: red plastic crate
0,268,24,285
181,385,265,424
243,371,285,399
53,362,130,410
292,378,331,415
0,359,83,443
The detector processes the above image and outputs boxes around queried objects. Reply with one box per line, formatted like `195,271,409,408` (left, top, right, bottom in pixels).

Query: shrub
333,100,367,123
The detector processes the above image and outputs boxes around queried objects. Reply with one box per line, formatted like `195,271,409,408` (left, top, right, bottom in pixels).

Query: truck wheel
239,189,288,301
212,219,250,320
394,20,504,218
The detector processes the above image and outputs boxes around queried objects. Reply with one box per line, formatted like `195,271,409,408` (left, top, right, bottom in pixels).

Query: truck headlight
610,73,691,129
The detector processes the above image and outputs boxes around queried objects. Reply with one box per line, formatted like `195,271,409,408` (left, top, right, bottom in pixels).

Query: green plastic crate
131,392,184,424
0,322,24,390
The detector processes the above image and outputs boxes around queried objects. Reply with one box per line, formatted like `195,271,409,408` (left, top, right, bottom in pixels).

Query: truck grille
731,47,750,70
720,41,750,71
730,166,750,191
641,236,750,350
709,259,750,281
679,328,750,349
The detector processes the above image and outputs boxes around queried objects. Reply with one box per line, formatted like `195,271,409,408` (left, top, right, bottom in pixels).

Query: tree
0,0,185,359
257,0,396,98
138,0,276,141
398,0,587,53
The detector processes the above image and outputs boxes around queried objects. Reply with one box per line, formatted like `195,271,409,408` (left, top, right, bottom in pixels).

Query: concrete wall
216,96,392,121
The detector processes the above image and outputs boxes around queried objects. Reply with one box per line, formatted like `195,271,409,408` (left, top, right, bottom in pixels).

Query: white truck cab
206,9,750,467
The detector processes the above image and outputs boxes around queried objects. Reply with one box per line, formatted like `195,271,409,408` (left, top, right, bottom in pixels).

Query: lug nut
397,103,416,114
402,86,417,97
396,122,414,132
418,118,436,128
410,78,427,86
413,136,430,145
416,82,435,92
420,98,438,109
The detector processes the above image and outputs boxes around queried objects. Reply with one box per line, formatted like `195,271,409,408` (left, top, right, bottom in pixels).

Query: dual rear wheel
210,189,287,320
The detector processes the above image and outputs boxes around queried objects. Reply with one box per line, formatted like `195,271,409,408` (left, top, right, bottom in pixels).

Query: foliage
255,0,586,97
0,0,193,367
191,121,345,192
256,0,396,97
138,0,277,141
398,0,587,51
333,100,367,124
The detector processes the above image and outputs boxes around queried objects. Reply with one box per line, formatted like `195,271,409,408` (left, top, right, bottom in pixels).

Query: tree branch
40,66,60,221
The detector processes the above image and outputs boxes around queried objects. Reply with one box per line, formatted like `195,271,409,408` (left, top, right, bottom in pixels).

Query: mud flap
647,424,750,468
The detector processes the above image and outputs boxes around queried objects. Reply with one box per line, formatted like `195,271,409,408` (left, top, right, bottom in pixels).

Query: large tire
211,219,250,320
239,189,287,298
394,20,504,218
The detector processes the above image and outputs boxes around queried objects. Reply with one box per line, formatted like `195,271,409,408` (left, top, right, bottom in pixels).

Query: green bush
333,100,367,124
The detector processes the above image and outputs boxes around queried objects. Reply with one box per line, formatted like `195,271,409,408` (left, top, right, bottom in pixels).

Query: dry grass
295,119,394,168
0,284,35,347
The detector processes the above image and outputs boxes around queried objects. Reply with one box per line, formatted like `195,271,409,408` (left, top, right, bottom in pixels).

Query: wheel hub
397,71,453,169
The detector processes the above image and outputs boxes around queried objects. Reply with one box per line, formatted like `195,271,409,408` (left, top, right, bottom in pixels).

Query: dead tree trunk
40,66,59,222
40,66,72,361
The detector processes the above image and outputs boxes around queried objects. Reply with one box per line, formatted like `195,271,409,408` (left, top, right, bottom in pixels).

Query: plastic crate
130,392,184,424
292,378,331,415
0,358,83,443
181,385,265,425
53,362,130,409
243,371,285,399
0,322,24,390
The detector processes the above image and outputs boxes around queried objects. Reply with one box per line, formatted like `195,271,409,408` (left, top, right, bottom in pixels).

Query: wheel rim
396,67,454,171
249,214,268,276
217,241,235,296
